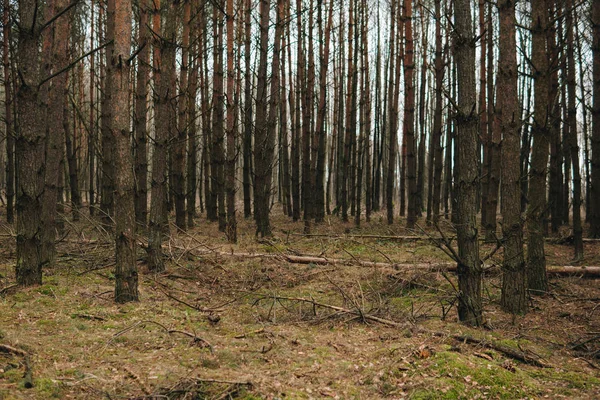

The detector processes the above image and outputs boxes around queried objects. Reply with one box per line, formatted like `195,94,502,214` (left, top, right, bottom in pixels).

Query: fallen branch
159,288,225,313
109,320,213,352
211,251,600,277
0,343,28,357
254,295,410,328
449,334,551,368
0,344,33,388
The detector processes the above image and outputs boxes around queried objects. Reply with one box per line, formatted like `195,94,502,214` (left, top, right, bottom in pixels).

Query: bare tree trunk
314,0,334,224
213,4,226,232
225,0,237,242
89,0,96,218
15,0,46,286
41,0,70,267
108,0,138,302
498,0,526,315
289,10,300,222
454,0,483,326
528,0,551,293
566,0,583,260
431,0,444,224
404,0,417,228
186,0,200,228
592,0,600,237
386,0,398,225
172,0,189,231
100,0,115,224
147,0,174,273
242,0,252,219
254,0,274,236
362,0,372,223
479,0,488,229
3,0,13,224
134,0,150,227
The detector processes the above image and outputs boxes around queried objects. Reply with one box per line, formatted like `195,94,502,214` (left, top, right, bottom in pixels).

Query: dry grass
0,210,599,399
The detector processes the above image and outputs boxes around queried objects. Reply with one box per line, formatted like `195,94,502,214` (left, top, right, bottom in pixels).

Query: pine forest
0,0,600,398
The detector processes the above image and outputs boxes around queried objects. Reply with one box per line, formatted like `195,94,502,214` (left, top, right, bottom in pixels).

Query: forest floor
0,209,599,399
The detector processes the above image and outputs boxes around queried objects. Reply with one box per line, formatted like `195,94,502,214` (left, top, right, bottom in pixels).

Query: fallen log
208,251,600,277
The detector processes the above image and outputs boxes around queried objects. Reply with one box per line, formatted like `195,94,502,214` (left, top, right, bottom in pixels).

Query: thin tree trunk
431,0,444,224
173,0,190,231
147,0,173,273
3,0,13,224
225,0,237,242
404,0,417,228
254,0,273,236
134,0,150,227
592,0,600,237
566,0,583,260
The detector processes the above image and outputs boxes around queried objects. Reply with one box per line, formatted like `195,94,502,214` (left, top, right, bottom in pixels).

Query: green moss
34,377,62,398
531,370,600,390
412,351,533,399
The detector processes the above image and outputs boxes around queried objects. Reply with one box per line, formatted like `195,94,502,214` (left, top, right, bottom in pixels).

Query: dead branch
447,333,551,368
254,295,410,328
158,288,225,313
0,343,28,357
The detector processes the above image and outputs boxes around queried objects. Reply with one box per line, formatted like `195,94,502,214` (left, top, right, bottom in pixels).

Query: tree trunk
15,0,46,286
41,0,70,267
254,0,273,236
3,0,13,224
527,0,551,294
108,0,138,303
134,0,150,228
100,0,115,225
173,0,190,232
454,0,483,326
212,5,226,232
386,0,398,225
187,0,200,228
566,0,583,261
404,0,417,229
147,0,174,273
431,0,444,224
498,0,526,315
225,0,237,242
592,0,600,237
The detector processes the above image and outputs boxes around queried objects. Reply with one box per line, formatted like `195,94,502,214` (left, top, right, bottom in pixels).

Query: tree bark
134,0,150,228
592,0,600,237
498,0,526,315
41,0,70,267
108,0,138,302
225,0,237,242
404,0,417,228
147,0,174,273
454,0,483,326
15,0,46,285
3,0,13,224
566,0,583,261
527,0,551,293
